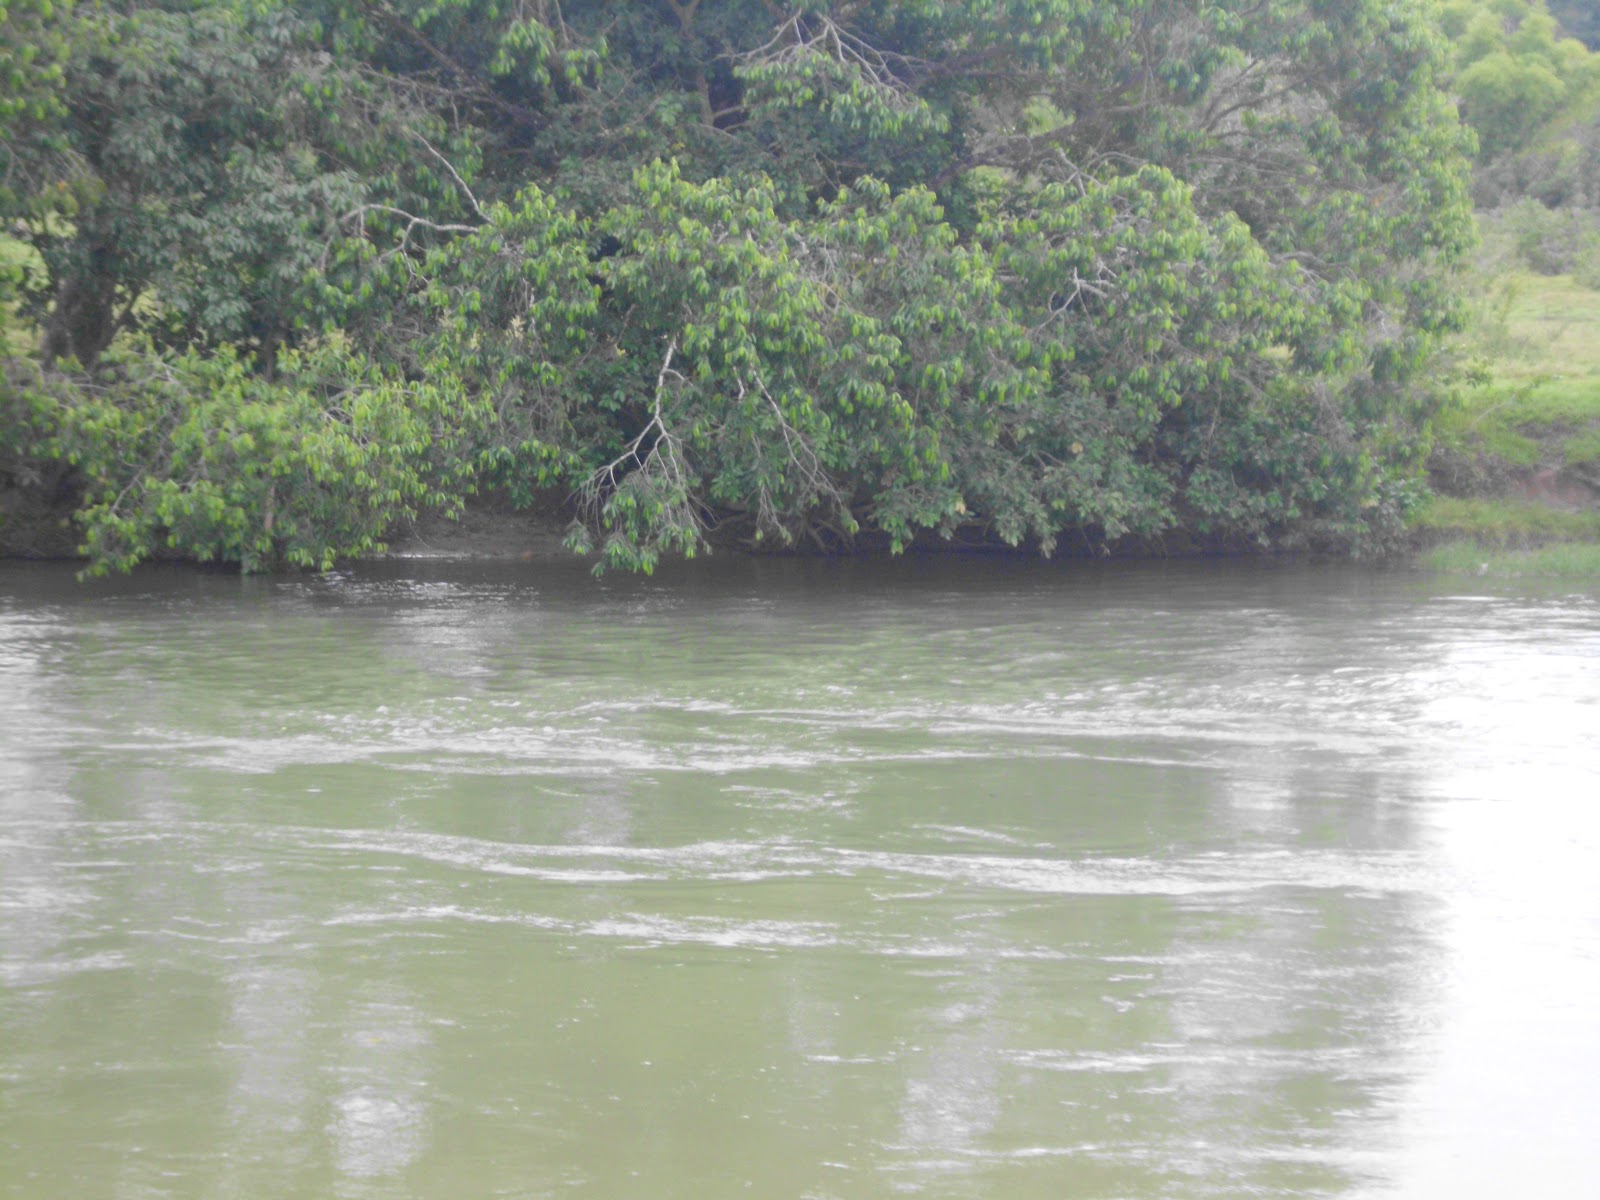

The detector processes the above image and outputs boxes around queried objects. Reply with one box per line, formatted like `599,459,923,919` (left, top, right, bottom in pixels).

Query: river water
1,556,1597,1199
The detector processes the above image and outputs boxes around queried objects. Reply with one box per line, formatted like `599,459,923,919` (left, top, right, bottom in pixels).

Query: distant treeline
2,1,1481,571
1444,0,1600,206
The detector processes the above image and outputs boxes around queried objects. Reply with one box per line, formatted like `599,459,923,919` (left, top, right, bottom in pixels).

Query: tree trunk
40,249,119,367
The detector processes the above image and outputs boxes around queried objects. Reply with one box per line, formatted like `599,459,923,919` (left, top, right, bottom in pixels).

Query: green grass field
1436,269,1600,471
1412,494,1600,540
1419,539,1600,578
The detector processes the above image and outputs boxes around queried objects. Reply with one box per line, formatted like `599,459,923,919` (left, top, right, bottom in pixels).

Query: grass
1490,272,1600,376
1417,215,1600,574
1420,539,1600,578
1412,495,1600,541
1436,268,1600,473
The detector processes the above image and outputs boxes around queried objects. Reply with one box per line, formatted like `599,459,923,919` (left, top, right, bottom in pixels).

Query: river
2,556,1597,1199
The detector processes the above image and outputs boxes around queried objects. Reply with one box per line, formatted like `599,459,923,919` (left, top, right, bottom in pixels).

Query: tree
2,0,1476,572
1438,0,1600,204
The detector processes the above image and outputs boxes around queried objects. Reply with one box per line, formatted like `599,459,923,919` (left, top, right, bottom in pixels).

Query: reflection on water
1390,628,1600,1198
327,990,430,1185
1,557,1597,1199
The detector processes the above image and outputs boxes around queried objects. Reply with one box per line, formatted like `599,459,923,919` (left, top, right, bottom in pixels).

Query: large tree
2,0,1475,572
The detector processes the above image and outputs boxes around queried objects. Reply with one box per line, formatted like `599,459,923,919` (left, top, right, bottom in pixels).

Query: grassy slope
1415,218,1600,575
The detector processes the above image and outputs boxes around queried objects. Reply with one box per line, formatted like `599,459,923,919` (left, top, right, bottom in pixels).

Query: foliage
1440,0,1600,203
2,0,1477,572
5,342,478,573
0,0,71,126
1445,0,1596,159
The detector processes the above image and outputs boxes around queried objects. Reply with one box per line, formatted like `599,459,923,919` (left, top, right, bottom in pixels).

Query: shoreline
7,497,1600,580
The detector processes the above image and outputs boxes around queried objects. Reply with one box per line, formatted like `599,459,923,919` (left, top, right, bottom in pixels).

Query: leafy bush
3,0,1478,570
9,342,478,573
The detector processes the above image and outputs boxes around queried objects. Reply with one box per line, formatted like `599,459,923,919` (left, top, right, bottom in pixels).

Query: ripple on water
3,561,1597,1198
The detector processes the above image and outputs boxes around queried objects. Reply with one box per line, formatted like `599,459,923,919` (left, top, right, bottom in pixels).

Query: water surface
2,557,1597,1198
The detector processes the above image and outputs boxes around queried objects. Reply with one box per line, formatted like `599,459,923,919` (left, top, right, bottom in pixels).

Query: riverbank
8,455,1600,577
385,215,1600,579
8,227,1599,579
1413,211,1600,576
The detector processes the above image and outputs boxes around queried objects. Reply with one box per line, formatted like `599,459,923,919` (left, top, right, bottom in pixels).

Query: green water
2,557,1597,1199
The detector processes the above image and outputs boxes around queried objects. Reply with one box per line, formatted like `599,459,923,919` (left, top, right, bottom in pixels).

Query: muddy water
2,557,1597,1199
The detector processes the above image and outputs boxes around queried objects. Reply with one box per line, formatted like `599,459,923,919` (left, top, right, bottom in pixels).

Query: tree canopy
1437,0,1600,208
2,0,1475,572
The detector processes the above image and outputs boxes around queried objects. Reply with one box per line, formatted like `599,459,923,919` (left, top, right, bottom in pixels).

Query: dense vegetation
3,1,1480,572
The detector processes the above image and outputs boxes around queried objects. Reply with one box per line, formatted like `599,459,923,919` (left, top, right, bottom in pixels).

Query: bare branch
576,338,702,546
320,203,479,272
407,130,486,221
738,11,928,118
